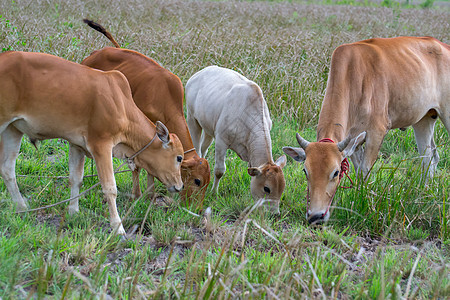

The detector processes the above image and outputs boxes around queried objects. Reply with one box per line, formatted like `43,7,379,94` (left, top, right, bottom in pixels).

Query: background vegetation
0,0,448,298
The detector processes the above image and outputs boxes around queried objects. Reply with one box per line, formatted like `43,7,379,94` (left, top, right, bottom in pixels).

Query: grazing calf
81,19,210,206
0,51,184,235
186,66,286,213
283,36,450,224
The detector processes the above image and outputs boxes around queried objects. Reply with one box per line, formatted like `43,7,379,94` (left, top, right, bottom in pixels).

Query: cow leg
186,115,202,155
68,144,85,214
360,127,387,180
132,168,155,200
0,125,27,211
131,167,142,199
350,146,364,175
212,138,227,194
145,172,155,197
89,144,125,235
200,132,214,159
412,115,438,182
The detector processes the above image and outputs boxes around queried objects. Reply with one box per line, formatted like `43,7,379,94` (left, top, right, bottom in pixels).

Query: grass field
0,0,449,298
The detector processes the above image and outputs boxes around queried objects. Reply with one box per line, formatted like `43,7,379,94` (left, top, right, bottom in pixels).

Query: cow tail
83,19,121,48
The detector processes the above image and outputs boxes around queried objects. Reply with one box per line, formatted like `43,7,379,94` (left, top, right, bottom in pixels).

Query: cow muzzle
168,184,184,193
307,210,330,225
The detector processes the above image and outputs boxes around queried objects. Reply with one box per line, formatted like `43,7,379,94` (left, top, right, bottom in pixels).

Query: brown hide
0,51,184,234
82,47,210,206
284,36,450,225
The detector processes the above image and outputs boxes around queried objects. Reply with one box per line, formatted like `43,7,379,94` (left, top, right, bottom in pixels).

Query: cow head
247,155,287,214
180,155,211,207
134,121,184,193
282,132,366,224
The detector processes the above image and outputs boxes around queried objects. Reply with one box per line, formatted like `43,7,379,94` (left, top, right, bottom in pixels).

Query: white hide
185,66,275,193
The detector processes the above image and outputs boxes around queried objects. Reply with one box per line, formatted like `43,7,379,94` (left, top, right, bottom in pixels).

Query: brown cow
0,51,184,235
283,36,449,225
81,19,210,206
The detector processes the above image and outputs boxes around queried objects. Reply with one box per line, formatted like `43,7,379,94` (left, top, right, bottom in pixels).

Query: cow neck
316,105,348,142
316,66,351,143
124,113,157,154
247,123,274,168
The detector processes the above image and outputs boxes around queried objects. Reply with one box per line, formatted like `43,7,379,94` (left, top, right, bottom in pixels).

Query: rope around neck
184,148,196,154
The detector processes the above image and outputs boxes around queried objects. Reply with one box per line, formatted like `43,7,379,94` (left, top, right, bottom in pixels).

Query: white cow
186,66,286,213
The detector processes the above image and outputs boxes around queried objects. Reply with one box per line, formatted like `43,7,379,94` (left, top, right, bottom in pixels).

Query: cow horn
337,135,352,152
296,133,310,149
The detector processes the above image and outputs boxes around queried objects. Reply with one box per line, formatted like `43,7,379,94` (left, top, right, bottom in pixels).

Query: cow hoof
68,207,79,215
16,203,28,212
116,225,126,236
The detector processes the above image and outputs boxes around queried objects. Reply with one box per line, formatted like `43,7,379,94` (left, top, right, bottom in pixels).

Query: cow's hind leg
0,125,26,211
68,144,86,214
412,111,438,182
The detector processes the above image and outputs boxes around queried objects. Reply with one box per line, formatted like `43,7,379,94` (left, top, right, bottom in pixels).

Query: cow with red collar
283,36,449,225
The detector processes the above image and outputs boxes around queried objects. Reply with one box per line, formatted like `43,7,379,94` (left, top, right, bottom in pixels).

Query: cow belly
11,118,86,148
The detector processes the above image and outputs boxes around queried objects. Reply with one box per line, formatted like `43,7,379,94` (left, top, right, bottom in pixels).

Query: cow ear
275,155,287,169
156,121,170,144
341,132,366,158
181,157,196,168
282,147,306,162
248,167,262,177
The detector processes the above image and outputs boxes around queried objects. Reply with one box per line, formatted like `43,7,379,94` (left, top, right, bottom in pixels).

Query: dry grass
2,0,449,126
0,0,449,298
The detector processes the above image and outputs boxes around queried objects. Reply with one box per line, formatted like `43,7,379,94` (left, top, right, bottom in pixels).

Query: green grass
0,0,449,298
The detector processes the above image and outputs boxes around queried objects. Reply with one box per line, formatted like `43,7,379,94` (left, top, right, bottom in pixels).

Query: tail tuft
83,18,121,48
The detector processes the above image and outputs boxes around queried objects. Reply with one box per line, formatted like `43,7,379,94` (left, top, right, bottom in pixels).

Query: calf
81,19,210,206
185,66,286,213
283,36,449,224
0,51,184,234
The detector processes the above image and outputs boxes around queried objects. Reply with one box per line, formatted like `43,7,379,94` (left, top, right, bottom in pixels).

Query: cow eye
264,186,271,194
194,178,201,186
333,170,339,178
177,155,183,163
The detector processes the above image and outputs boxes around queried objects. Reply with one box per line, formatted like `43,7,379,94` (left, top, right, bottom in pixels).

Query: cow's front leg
146,172,155,198
350,146,364,177
68,144,86,214
90,143,125,235
186,114,203,155
131,167,142,199
360,127,387,180
212,139,227,194
200,132,214,159
0,125,27,211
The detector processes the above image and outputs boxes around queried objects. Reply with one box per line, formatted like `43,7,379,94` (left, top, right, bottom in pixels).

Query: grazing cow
185,66,287,213
0,51,184,235
81,19,210,206
283,36,450,225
